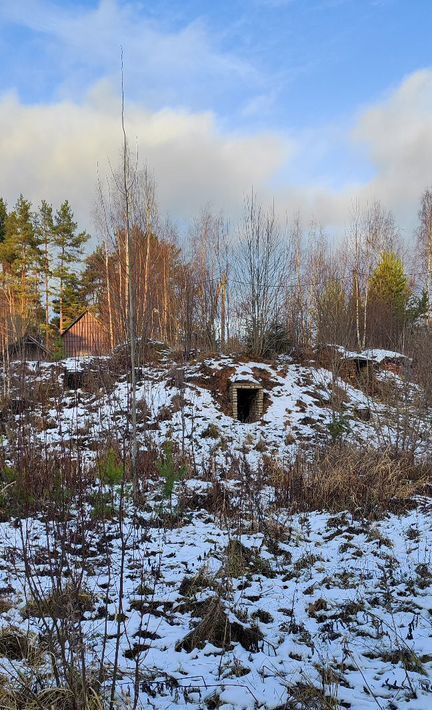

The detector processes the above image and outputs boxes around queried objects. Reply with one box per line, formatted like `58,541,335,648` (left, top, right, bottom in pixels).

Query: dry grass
0,449,90,518
175,597,262,653
24,584,94,620
271,445,431,516
0,627,39,663
225,539,274,578
0,686,105,710
285,682,339,709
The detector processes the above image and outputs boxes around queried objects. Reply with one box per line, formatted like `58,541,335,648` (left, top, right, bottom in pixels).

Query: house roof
60,310,102,336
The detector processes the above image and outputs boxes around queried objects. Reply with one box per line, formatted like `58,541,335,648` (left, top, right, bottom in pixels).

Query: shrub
327,414,351,444
202,423,220,439
272,445,431,516
98,447,123,486
156,441,188,507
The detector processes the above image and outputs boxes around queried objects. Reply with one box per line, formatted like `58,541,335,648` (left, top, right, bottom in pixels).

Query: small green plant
52,336,65,361
98,448,124,486
0,467,33,515
327,414,351,444
1,466,17,484
156,441,188,509
0,466,17,510
91,491,115,520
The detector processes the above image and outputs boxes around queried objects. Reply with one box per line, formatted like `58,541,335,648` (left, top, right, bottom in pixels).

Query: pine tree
35,201,55,346
0,195,42,329
53,201,89,332
407,288,429,325
0,198,8,244
0,198,9,353
368,251,411,347
52,272,87,329
81,247,106,312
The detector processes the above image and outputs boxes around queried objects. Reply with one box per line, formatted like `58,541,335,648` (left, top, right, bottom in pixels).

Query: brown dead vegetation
0,627,39,663
270,445,431,516
24,584,95,620
175,597,263,653
187,362,236,415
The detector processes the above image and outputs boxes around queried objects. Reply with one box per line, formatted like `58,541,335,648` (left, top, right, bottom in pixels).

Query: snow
361,348,411,364
0,351,431,707
336,345,411,365
1,497,431,708
5,353,429,472
62,355,110,371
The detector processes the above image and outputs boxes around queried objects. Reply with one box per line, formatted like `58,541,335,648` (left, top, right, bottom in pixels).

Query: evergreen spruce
53,201,89,331
368,251,411,347
0,198,8,244
35,201,55,345
369,252,410,317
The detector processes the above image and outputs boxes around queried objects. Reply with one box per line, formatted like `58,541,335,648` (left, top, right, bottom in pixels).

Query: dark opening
237,388,259,423
64,370,86,390
355,359,369,374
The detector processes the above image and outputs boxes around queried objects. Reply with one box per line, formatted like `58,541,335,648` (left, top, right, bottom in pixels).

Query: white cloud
0,68,431,242
267,68,432,235
351,69,432,226
0,84,293,232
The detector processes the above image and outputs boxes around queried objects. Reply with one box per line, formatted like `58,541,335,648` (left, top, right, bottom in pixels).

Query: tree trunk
45,234,50,348
121,53,138,493
105,241,114,350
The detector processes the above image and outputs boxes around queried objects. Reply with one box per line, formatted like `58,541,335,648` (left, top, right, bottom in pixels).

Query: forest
1,168,432,362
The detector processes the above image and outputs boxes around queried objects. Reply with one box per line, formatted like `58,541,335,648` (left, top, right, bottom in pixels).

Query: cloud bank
0,69,431,239
0,83,292,228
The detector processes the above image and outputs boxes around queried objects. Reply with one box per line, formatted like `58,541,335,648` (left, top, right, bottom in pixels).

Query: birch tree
190,207,229,351
417,188,432,323
236,192,287,357
347,200,397,350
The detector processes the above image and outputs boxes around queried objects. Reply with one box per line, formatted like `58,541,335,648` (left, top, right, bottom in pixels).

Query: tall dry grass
270,445,431,516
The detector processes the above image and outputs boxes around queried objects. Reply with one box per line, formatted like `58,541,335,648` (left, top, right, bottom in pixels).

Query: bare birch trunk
120,52,138,491
142,203,152,341
105,241,114,350
220,273,227,350
162,251,168,342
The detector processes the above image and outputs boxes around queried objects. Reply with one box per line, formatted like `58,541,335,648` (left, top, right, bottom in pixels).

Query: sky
0,0,431,239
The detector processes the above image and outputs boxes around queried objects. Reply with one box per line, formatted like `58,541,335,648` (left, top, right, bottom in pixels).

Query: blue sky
2,0,431,127
0,0,431,233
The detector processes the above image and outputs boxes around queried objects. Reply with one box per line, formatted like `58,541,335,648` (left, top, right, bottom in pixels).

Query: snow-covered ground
0,352,431,708
3,352,430,470
0,490,431,708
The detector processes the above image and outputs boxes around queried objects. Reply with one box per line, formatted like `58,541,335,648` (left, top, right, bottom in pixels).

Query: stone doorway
230,382,263,423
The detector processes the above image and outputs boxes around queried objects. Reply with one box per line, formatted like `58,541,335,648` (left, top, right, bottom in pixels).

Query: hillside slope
2,350,430,470
0,351,431,708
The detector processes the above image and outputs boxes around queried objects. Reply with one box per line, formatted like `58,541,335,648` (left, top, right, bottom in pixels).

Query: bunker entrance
230,382,263,423
237,388,259,422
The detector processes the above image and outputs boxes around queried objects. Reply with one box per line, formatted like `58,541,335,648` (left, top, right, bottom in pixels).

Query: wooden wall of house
62,312,109,358
8,341,48,362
